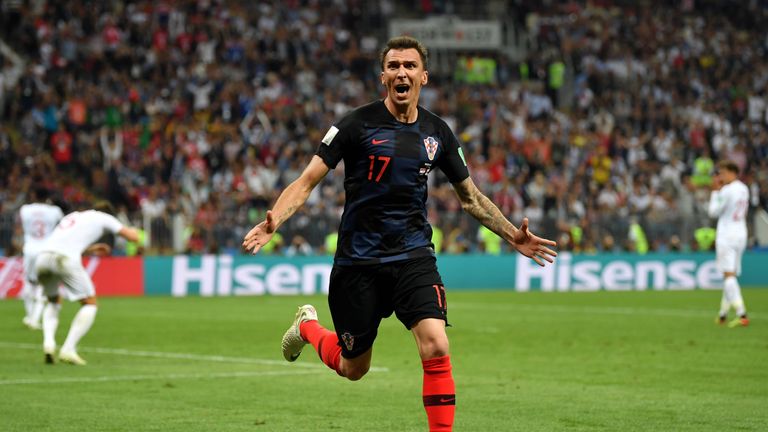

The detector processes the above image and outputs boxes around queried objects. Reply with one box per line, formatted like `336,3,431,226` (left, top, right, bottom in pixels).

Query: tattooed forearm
454,178,516,241
276,204,298,227
271,192,309,230
475,193,511,234
464,191,515,239
269,180,314,230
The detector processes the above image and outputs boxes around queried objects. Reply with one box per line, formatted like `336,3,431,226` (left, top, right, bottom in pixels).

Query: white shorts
23,253,38,284
20,254,40,299
715,239,745,275
33,252,95,301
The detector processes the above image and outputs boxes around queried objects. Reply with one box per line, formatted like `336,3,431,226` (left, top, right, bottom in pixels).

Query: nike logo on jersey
372,138,389,145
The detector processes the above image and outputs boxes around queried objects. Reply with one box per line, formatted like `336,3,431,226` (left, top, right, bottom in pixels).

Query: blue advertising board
142,252,768,296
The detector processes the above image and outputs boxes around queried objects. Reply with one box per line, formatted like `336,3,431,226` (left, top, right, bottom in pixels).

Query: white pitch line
451,302,746,319
0,342,389,372
0,370,317,386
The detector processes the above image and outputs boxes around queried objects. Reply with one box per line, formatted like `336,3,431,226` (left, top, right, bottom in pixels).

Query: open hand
242,210,277,254
512,217,558,266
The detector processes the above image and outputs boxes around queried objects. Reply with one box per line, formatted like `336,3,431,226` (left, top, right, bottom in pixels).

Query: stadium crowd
1,0,767,256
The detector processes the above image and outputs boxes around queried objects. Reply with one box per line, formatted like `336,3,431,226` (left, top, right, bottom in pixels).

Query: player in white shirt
33,201,139,365
18,189,64,330
708,160,750,327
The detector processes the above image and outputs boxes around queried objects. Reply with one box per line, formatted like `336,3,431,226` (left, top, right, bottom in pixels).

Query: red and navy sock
300,320,342,375
422,355,455,431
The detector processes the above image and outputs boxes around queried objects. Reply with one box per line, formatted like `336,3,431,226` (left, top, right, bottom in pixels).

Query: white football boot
59,350,87,366
281,305,318,362
23,317,42,330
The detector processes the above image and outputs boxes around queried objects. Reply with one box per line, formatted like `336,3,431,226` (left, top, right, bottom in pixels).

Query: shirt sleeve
100,212,125,234
708,190,725,218
435,123,470,183
315,113,357,169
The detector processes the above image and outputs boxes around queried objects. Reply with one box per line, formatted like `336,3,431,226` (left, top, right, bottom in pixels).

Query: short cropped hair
93,200,115,215
717,160,739,175
379,36,428,71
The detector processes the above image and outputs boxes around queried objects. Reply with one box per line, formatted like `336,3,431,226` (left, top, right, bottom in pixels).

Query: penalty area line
0,342,389,373
0,370,318,386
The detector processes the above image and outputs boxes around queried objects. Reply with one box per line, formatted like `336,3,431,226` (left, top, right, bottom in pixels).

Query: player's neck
384,97,418,123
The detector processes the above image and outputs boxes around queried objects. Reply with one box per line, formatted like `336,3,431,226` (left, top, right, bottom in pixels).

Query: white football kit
20,203,64,283
34,210,124,300
708,179,749,274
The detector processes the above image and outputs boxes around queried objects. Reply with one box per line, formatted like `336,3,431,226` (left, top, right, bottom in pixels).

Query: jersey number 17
367,155,391,182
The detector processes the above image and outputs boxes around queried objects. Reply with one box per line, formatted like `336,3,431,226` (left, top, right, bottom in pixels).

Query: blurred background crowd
1,0,767,257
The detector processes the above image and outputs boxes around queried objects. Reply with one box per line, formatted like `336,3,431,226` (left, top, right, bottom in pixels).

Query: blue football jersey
316,100,469,265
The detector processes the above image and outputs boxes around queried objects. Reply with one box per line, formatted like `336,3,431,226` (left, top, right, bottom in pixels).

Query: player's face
718,168,736,183
380,48,428,109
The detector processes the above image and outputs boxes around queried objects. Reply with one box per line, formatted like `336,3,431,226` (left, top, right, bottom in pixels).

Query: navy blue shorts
328,256,448,359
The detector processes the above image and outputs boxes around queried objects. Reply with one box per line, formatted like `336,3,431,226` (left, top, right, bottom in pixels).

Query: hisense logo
515,253,722,291
171,255,332,296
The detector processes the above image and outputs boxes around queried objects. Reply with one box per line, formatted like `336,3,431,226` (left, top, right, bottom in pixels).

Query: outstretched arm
243,155,330,253
451,177,557,266
118,226,140,243
84,243,112,257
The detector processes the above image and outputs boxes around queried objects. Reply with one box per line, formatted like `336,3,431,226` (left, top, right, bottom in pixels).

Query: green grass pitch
1,289,766,431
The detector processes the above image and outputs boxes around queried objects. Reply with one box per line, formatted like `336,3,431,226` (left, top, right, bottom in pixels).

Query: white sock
718,282,731,317
724,276,746,316
42,303,62,353
23,299,34,319
718,296,729,318
29,288,46,326
61,305,97,354
21,282,35,319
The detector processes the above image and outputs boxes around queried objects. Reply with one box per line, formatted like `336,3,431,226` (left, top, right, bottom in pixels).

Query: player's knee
339,357,371,381
81,297,97,306
343,365,371,381
419,337,450,360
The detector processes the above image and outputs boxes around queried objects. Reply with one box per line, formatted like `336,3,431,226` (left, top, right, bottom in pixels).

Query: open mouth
394,84,410,94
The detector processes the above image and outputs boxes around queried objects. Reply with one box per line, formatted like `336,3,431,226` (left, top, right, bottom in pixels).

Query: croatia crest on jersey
423,136,439,161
